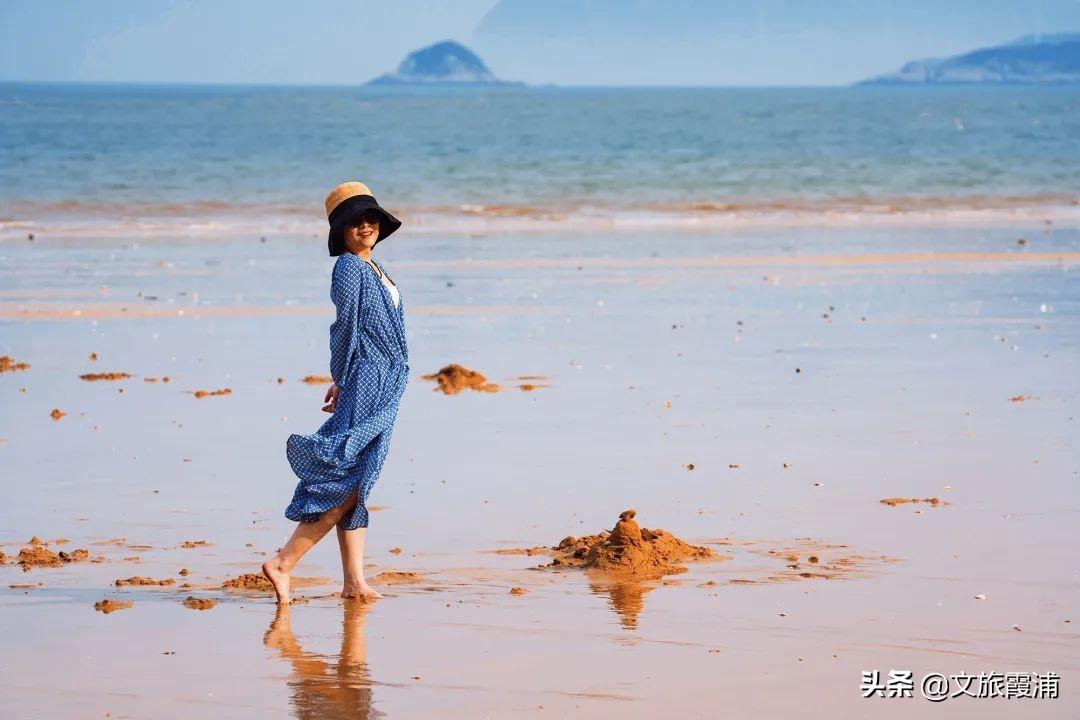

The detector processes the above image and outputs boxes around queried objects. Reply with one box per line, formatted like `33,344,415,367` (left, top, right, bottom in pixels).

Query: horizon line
0,79,972,91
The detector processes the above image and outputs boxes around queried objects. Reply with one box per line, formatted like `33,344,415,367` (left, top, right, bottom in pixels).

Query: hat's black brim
327,194,402,256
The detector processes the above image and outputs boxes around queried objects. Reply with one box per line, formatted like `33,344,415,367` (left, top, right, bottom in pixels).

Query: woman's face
343,211,381,254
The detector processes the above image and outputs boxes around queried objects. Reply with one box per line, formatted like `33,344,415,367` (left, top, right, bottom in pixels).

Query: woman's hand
322,382,340,413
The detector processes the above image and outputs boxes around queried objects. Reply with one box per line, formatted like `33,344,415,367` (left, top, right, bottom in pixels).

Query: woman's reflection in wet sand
263,599,383,719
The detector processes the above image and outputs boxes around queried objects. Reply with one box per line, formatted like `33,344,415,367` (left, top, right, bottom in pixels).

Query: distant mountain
366,40,523,87
859,34,1080,85
472,0,1080,86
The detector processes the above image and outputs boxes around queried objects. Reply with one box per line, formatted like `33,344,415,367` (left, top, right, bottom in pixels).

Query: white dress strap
380,273,400,307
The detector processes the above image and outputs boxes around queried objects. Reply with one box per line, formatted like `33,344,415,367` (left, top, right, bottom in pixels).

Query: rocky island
366,40,523,87
859,34,1080,85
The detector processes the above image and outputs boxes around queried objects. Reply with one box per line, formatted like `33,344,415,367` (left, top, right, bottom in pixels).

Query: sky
2,0,1078,86
0,0,496,85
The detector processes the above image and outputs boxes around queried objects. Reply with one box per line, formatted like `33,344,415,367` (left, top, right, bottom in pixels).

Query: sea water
2,83,1079,236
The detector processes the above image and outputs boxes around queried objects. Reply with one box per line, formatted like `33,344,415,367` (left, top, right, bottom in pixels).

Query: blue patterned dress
284,253,409,530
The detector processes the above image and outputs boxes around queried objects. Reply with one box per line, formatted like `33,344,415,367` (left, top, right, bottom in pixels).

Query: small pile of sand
547,510,714,580
115,576,175,587
0,356,30,373
0,550,7,564
422,364,500,394
193,388,231,399
93,599,133,614
222,573,273,591
182,596,216,610
729,539,901,585
879,497,945,507
301,375,332,384
180,540,211,548
221,573,329,593
79,372,131,381
371,571,424,585
489,546,550,556
17,545,89,572
514,375,549,391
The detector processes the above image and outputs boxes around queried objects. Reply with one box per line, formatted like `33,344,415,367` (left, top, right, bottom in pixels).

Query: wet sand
0,224,1077,718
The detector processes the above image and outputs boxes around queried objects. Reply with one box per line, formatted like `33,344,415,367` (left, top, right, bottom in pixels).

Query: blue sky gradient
3,0,1078,86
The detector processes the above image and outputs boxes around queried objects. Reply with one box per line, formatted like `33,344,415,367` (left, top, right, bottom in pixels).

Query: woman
263,181,409,605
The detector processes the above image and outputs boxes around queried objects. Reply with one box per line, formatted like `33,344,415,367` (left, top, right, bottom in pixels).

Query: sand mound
222,573,273,591
93,599,133,614
180,540,212,548
193,388,231,399
79,372,131,381
115,576,175,587
221,573,329,593
182,596,216,610
547,510,714,580
371,571,424,585
489,546,551,556
422,364,500,394
0,356,30,373
17,546,89,571
301,375,332,384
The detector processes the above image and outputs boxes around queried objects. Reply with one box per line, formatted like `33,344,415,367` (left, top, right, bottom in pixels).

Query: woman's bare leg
263,488,359,605
336,522,383,600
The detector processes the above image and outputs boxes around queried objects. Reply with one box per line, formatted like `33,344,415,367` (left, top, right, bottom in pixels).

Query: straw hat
324,181,402,256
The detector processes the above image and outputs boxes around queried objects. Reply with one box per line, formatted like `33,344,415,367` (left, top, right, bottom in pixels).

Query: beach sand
0,223,1077,718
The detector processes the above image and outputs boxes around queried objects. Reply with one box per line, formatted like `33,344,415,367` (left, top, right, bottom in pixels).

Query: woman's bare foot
262,554,292,605
341,580,383,601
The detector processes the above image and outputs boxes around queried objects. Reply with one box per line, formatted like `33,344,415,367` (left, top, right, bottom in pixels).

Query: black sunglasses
353,209,382,227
